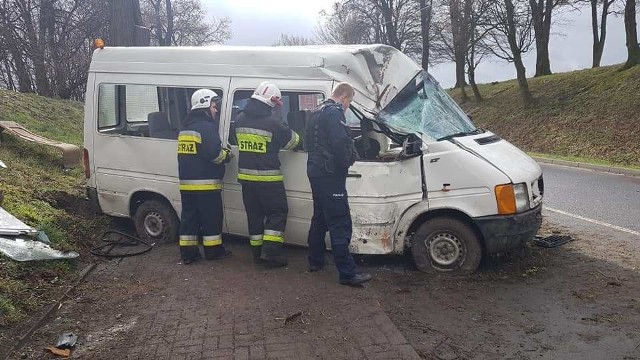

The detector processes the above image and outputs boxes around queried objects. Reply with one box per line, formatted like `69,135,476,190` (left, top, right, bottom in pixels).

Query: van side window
228,90,324,145
96,84,223,140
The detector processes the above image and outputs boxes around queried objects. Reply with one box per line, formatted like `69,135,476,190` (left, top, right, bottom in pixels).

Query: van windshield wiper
437,129,480,141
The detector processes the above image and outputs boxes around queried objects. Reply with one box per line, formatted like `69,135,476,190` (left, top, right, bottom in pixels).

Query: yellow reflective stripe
250,235,263,246
203,235,222,247
179,236,198,246
284,131,300,150
263,231,284,243
237,173,284,182
179,180,223,191
178,135,202,144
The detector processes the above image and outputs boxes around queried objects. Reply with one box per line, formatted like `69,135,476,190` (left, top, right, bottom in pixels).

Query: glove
222,147,233,163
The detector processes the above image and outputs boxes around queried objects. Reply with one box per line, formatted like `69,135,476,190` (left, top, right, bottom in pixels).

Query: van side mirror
402,136,422,156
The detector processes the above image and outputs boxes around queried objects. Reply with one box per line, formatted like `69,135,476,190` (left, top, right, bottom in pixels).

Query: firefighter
305,82,372,286
177,89,232,264
234,81,301,267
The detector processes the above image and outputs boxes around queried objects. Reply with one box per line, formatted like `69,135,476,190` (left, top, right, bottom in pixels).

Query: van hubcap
144,212,164,237
428,232,462,266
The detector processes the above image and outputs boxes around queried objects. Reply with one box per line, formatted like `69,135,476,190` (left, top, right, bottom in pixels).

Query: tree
487,0,535,105
273,34,316,46
622,0,640,68
588,0,616,67
142,0,231,46
418,0,434,71
528,0,569,76
110,0,149,46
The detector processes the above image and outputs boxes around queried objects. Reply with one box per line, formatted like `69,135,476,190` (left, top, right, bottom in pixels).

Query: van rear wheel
411,217,482,274
133,199,179,245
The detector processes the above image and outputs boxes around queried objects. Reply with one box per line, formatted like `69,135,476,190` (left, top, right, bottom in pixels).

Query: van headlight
495,183,529,215
513,183,530,212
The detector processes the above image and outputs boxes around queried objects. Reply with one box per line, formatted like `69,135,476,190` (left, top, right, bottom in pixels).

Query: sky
204,0,634,88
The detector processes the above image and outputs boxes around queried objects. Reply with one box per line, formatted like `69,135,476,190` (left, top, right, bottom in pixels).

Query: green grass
0,89,107,327
529,152,640,171
450,64,640,167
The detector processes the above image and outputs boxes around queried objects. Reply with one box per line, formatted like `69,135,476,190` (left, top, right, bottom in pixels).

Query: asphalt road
540,163,640,234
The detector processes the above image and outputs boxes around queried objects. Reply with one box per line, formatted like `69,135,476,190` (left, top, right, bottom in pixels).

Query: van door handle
347,172,362,178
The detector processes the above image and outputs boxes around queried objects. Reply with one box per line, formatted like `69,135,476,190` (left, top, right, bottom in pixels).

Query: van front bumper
474,204,542,253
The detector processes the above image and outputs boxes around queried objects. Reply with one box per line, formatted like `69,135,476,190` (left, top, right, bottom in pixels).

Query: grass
528,152,640,171
450,64,640,167
0,89,107,327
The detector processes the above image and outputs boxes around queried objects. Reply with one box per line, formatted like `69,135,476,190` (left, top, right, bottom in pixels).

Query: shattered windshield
376,71,477,141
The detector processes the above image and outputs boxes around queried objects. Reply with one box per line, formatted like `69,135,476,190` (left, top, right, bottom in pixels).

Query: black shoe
205,250,232,260
339,273,372,286
308,264,324,272
251,246,263,264
260,243,287,267
182,253,202,265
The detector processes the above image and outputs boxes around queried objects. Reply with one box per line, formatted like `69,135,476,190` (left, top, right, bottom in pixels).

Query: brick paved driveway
13,239,420,359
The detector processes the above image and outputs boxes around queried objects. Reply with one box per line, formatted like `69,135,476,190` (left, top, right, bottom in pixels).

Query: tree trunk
419,0,432,71
110,0,149,46
468,65,482,103
454,52,468,89
507,0,533,105
380,0,401,49
591,0,613,68
623,0,640,69
164,0,173,46
530,0,553,76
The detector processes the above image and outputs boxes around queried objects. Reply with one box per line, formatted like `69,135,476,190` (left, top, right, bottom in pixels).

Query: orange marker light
94,38,105,49
495,184,516,215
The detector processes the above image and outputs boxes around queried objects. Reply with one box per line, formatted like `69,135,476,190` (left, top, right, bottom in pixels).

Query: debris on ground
90,230,152,258
533,234,572,248
0,159,6,168
45,346,70,357
0,206,37,236
55,332,78,349
0,236,79,261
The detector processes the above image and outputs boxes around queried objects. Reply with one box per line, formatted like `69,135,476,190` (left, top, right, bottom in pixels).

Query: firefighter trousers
240,181,288,262
179,190,226,260
307,176,356,280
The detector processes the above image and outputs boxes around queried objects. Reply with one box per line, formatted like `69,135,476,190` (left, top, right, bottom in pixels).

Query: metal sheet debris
0,206,38,236
0,236,79,261
56,332,78,349
0,159,6,168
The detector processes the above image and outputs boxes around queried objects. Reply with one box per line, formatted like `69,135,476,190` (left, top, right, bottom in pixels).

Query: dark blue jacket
177,111,228,190
305,99,357,178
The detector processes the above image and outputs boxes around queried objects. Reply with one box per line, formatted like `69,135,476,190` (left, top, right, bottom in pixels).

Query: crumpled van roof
89,44,422,113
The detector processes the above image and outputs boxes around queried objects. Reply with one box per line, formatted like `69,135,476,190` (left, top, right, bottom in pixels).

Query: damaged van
83,44,543,273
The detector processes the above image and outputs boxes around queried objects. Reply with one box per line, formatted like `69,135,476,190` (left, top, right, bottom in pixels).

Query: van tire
133,199,179,245
411,217,482,274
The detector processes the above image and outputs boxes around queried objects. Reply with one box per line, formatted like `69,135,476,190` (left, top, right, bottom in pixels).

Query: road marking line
544,207,640,237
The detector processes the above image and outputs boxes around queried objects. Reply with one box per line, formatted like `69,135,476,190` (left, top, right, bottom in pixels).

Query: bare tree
142,0,231,46
622,0,639,68
273,33,316,46
418,0,434,71
588,0,616,67
110,0,149,46
528,0,570,76
487,0,535,105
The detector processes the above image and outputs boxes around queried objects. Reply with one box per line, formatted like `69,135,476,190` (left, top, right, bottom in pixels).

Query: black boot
204,245,232,260
260,242,288,268
339,273,373,287
181,246,201,265
251,246,263,264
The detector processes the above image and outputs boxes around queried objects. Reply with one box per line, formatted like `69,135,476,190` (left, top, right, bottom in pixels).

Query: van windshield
376,71,478,141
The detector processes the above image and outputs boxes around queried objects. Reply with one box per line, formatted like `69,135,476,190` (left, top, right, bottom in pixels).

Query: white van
83,44,543,273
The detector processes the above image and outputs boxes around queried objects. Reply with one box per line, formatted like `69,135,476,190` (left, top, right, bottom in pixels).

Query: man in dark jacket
177,89,231,264
234,81,301,267
305,82,372,286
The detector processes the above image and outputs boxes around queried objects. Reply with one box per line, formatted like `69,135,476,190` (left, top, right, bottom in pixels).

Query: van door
221,78,333,245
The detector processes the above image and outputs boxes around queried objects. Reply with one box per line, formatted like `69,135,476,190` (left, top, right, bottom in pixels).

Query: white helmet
191,89,221,111
251,81,282,108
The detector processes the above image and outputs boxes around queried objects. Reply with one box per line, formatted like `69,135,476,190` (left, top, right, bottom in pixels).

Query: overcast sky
204,0,634,88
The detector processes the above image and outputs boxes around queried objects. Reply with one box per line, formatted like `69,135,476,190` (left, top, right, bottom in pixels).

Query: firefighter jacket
177,110,230,191
233,99,301,182
305,99,357,178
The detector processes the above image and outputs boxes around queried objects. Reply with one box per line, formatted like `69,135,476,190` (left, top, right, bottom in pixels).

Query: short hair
332,82,355,99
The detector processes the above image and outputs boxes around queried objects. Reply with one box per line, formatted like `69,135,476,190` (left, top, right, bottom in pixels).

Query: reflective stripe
179,179,223,191
178,130,202,144
250,234,263,246
213,148,228,164
237,168,283,182
179,235,198,247
283,131,300,150
236,127,273,141
203,235,222,247
263,230,284,243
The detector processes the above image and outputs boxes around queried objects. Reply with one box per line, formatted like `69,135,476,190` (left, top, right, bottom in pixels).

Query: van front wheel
133,200,179,244
411,217,482,274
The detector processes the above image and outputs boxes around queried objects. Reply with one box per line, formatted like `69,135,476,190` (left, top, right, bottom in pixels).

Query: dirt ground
2,217,640,359
366,219,640,359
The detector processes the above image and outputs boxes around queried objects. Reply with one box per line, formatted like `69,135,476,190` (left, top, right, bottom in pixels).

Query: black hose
90,230,153,258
